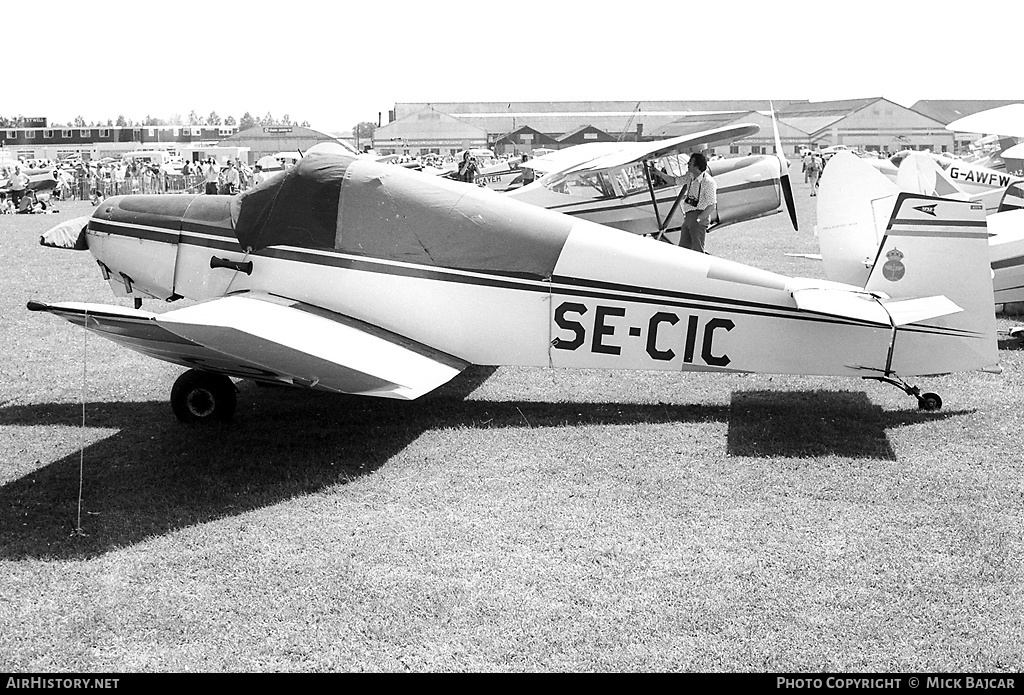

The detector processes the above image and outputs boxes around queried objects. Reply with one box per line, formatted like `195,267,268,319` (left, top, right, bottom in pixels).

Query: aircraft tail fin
816,151,900,286
862,192,998,375
894,152,970,200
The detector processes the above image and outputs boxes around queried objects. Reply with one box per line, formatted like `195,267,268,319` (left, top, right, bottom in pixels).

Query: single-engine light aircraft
32,152,998,423
505,120,799,244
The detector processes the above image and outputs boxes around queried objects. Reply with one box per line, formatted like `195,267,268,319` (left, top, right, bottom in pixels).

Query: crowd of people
0,156,265,213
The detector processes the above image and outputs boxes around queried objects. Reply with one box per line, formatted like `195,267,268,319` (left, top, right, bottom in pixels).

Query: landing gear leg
865,374,942,411
170,369,237,423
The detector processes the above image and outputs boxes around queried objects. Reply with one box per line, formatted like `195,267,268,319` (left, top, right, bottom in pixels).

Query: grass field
1,182,1022,672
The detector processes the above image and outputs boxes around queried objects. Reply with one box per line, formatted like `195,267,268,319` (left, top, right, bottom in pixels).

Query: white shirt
681,171,717,213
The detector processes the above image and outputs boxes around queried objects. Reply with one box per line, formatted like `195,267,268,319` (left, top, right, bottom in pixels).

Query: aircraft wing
521,143,624,176
1001,142,1024,159
946,104,1024,137
521,123,760,181
554,123,760,175
28,293,469,400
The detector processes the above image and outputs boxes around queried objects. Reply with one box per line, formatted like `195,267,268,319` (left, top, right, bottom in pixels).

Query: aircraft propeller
771,102,799,231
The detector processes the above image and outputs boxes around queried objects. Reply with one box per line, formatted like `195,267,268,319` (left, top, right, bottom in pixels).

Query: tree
239,112,256,130
224,115,236,126
115,114,127,127
188,110,202,126
73,115,86,127
300,120,310,128
208,111,222,126
353,121,377,140
262,112,274,126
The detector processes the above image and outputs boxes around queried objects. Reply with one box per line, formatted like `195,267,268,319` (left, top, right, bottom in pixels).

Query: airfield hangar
371,99,1020,158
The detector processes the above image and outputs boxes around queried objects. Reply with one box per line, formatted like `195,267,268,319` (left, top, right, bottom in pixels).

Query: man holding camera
679,152,717,253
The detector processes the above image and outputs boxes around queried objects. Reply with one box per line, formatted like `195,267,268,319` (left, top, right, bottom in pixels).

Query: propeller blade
771,101,799,231
780,173,798,231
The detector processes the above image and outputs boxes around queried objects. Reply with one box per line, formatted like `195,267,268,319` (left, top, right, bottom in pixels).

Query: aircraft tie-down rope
74,308,89,538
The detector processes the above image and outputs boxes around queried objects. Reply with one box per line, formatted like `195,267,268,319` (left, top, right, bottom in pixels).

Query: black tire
170,369,237,423
917,392,942,411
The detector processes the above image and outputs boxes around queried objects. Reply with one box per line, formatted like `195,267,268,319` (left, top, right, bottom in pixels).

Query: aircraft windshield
542,153,688,199
542,170,615,199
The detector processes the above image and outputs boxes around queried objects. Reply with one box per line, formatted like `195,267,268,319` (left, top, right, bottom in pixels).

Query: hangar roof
394,100,804,138
911,100,1024,125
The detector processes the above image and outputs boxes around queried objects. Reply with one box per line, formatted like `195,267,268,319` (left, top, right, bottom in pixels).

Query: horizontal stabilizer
28,294,469,400
881,296,963,326
792,289,962,326
791,288,891,325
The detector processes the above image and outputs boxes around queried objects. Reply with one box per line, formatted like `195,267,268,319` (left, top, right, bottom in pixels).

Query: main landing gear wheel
917,392,942,411
171,369,237,423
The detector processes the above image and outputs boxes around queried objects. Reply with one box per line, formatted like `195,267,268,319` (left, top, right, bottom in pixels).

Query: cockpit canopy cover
234,153,573,279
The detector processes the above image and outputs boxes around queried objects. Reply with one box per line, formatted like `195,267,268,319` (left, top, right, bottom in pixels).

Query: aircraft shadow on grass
0,366,966,560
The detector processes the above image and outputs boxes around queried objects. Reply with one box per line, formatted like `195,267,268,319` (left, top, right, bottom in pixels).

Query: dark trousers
205,182,219,195
10,189,25,208
680,210,708,253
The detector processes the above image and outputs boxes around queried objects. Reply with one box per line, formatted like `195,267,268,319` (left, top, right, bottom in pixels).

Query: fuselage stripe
88,222,983,339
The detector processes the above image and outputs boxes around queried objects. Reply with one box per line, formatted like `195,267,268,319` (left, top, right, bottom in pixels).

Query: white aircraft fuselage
76,155,995,386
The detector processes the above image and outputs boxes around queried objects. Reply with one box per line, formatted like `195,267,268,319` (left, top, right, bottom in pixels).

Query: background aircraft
506,122,798,245
815,151,1024,310
868,150,1022,214
33,152,996,422
0,164,58,197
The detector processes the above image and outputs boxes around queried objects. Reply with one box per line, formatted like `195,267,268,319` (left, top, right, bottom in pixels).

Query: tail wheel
917,392,943,411
171,369,237,423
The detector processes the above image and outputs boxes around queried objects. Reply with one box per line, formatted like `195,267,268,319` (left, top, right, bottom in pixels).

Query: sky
10,0,1022,135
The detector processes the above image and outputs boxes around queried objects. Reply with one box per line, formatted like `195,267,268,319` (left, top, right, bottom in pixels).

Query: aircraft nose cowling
86,193,240,302
93,194,198,232
93,193,237,240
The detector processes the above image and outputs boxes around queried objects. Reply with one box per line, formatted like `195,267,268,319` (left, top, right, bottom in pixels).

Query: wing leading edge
28,293,469,400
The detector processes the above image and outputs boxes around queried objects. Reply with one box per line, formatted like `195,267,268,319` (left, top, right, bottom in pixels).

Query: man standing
806,154,822,196
8,165,29,208
679,152,717,254
220,160,240,195
802,151,814,183
204,158,219,195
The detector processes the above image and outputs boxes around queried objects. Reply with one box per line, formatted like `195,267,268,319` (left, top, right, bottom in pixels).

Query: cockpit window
542,170,616,199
